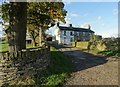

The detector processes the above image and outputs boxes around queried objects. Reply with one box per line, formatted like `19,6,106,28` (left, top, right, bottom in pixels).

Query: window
79,32,81,36
83,32,85,36
64,37,66,43
64,37,66,39
77,32,79,36
70,31,73,36
70,38,73,42
64,31,66,36
89,33,91,36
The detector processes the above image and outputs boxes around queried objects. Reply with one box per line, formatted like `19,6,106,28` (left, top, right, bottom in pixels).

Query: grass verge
98,50,120,57
0,43,35,52
81,48,120,57
81,49,101,54
0,43,8,52
41,47,71,86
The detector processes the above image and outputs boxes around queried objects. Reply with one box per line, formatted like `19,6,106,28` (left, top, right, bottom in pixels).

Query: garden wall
73,40,117,51
0,47,50,86
72,41,89,49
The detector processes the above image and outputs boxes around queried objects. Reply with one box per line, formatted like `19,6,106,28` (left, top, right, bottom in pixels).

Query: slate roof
58,26,95,33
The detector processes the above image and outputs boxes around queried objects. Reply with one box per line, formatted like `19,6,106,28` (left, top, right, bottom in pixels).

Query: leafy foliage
1,2,9,23
27,2,67,46
27,2,67,29
2,2,67,47
98,50,120,57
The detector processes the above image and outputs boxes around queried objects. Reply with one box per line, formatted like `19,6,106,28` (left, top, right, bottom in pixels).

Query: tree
2,2,27,52
27,24,39,47
2,2,67,50
27,2,67,46
88,33,97,50
74,32,78,47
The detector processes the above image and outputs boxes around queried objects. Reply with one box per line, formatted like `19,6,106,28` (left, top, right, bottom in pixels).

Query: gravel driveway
57,46,118,85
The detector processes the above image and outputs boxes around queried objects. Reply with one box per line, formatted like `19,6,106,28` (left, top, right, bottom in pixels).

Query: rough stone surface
0,47,50,86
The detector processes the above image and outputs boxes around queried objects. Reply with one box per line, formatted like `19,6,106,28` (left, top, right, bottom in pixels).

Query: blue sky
64,2,118,37
48,2,118,38
0,1,118,38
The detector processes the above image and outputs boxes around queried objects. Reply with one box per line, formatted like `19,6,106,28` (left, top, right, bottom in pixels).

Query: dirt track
57,46,118,85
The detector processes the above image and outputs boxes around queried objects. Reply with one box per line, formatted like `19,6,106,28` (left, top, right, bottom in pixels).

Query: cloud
101,33,118,38
65,17,70,23
97,16,102,20
80,23,91,29
59,17,73,27
111,33,118,38
101,33,111,38
70,13,79,17
63,0,71,5
113,9,118,15
0,26,3,32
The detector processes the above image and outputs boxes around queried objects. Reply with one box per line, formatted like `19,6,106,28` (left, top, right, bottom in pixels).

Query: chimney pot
57,22,59,26
69,24,72,27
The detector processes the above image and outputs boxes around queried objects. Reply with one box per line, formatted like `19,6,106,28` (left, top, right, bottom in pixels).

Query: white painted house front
54,23,95,44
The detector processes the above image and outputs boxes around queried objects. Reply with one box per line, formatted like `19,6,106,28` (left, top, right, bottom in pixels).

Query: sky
0,1,118,38
47,2,118,38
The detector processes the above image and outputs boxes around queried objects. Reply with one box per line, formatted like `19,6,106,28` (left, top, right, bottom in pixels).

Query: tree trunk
38,24,45,46
8,2,27,52
32,38,37,47
30,31,38,47
38,27,42,46
8,2,16,53
32,40,36,47
16,2,27,51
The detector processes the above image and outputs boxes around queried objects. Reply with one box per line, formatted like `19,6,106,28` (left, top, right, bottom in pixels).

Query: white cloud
60,17,71,27
113,9,118,15
98,32,118,38
59,21,70,27
64,1,71,5
0,26,3,32
65,17,71,23
99,33,111,38
111,33,118,38
80,23,91,29
97,16,102,20
70,13,79,17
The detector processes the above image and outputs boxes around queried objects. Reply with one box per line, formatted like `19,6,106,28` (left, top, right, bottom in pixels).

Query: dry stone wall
0,47,50,86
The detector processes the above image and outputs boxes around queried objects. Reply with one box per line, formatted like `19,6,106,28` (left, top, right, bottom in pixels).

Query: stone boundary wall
0,47,50,86
73,40,118,51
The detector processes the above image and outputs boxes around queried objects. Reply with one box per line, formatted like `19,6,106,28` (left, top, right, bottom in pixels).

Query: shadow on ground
54,45,108,73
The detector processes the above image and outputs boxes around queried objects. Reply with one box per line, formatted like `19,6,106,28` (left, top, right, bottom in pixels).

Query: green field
0,43,8,52
0,43,33,52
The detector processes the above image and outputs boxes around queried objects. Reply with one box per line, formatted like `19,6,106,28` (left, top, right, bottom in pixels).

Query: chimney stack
69,24,72,27
57,22,59,26
88,25,91,29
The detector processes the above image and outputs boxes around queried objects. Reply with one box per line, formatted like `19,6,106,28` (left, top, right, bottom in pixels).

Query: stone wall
0,47,50,86
73,41,118,51
72,42,89,49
